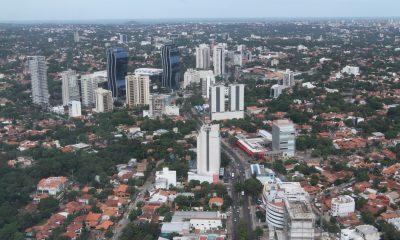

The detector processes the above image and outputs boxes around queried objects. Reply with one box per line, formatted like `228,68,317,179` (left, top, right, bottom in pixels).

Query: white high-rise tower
196,44,211,70
61,70,80,106
213,44,226,76
197,124,221,176
28,56,49,106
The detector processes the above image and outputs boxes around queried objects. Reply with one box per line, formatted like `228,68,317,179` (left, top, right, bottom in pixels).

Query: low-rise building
331,195,355,217
37,176,68,196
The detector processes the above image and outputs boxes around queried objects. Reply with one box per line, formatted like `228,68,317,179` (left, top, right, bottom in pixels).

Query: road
222,139,253,240
112,172,156,240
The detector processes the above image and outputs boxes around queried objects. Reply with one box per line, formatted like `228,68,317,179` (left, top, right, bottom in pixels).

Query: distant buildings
161,43,181,89
61,70,80,106
182,69,215,96
331,195,355,217
270,84,287,98
188,124,221,183
148,94,171,118
196,44,211,70
28,56,49,106
341,65,360,76
37,176,68,196
125,74,150,107
272,119,296,157
134,68,163,76
210,84,245,121
119,33,128,44
213,44,226,76
282,69,295,87
155,167,177,190
95,88,113,113
73,31,80,43
106,47,128,98
68,101,82,118
81,71,108,107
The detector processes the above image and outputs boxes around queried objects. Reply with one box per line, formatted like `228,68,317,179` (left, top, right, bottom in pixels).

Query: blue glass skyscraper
106,47,128,98
161,43,181,89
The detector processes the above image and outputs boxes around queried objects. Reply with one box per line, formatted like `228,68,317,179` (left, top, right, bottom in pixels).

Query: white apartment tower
95,88,113,113
272,119,296,157
61,70,80,106
213,44,225,76
283,69,295,87
284,199,315,240
196,44,211,70
197,124,221,176
81,71,107,107
229,84,245,112
210,84,245,121
125,74,150,107
28,56,50,106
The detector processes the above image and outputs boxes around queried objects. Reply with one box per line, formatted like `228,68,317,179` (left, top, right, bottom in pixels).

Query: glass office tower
106,47,128,99
161,43,181,89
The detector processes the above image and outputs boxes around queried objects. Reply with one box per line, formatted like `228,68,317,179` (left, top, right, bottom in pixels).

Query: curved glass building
161,43,180,89
106,47,128,99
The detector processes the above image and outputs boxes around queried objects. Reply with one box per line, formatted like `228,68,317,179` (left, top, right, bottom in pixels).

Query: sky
0,0,399,22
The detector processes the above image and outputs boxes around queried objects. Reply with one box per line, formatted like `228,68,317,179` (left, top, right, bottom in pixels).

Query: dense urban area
1,18,400,240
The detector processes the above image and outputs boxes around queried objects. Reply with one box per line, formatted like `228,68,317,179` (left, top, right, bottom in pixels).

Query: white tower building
283,69,295,87
196,44,211,70
61,70,80,106
28,56,49,106
197,124,221,176
228,84,245,112
125,74,150,107
213,44,225,76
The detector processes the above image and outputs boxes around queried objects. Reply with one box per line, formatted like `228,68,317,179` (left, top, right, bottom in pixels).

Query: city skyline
1,0,399,22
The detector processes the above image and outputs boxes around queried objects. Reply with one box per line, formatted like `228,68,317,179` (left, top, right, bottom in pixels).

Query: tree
38,197,59,218
253,226,264,239
361,211,376,224
244,178,263,196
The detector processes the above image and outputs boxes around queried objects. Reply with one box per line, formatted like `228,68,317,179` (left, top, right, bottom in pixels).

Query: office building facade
196,44,211,70
272,119,296,157
106,47,128,98
95,88,113,113
284,199,315,240
125,74,150,107
28,56,50,106
61,70,80,106
161,43,181,89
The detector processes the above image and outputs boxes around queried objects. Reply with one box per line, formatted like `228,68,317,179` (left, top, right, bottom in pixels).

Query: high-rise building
106,47,128,98
196,124,221,176
81,71,108,107
213,44,225,76
125,74,150,108
210,84,245,121
272,119,296,157
228,84,245,112
68,101,82,118
196,44,211,70
284,199,315,240
201,76,215,99
119,34,128,44
73,31,80,43
28,56,49,106
149,94,171,118
95,88,113,113
61,70,80,106
161,43,181,89
282,69,295,87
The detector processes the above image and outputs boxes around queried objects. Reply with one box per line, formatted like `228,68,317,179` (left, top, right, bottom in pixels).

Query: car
234,218,237,222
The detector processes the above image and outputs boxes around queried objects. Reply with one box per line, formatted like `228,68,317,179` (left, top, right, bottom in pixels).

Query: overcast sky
1,0,399,22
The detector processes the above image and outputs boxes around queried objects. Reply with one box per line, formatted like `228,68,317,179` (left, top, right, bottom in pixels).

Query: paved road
112,173,156,240
222,140,253,240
